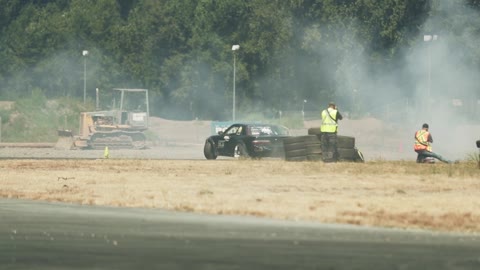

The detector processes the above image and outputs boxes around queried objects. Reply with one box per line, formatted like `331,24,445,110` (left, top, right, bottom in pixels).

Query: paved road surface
1,199,479,269
0,145,206,160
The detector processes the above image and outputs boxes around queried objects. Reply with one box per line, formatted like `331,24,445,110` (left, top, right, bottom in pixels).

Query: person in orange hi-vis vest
414,123,452,164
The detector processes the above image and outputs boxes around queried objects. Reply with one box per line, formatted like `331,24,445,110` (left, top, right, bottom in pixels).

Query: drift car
203,123,290,159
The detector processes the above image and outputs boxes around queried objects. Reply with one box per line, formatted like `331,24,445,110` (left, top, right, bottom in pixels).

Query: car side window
274,125,289,136
236,126,243,135
260,126,273,135
249,126,260,136
225,126,239,135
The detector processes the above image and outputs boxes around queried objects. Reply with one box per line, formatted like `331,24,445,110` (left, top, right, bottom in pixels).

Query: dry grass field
1,159,479,234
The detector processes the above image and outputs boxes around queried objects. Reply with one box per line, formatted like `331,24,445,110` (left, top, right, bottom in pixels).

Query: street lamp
82,50,89,104
232,44,240,121
302,99,307,121
423,35,437,119
352,89,358,117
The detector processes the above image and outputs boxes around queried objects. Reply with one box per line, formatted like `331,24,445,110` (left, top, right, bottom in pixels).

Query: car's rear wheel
234,143,250,159
203,140,217,160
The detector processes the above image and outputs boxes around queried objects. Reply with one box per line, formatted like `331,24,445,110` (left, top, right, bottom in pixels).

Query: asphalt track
1,199,480,270
0,145,207,160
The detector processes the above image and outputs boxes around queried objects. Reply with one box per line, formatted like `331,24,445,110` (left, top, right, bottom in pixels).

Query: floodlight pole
82,50,89,104
302,99,307,121
232,45,240,121
423,35,437,120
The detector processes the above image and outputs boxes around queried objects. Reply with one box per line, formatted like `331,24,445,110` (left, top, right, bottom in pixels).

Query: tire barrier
284,141,306,152
304,135,322,161
307,127,322,136
353,148,365,163
283,136,307,161
285,155,308,162
337,148,356,160
338,135,355,149
284,128,364,162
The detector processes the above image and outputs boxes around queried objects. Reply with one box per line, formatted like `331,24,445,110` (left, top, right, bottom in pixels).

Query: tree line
0,0,479,120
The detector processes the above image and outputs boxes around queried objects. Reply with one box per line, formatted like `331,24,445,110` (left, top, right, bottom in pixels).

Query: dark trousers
321,132,338,162
415,150,451,164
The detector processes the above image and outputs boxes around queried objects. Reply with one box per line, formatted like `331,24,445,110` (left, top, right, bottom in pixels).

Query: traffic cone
104,146,109,159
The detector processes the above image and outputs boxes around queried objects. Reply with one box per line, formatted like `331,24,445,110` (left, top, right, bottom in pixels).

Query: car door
218,124,244,156
216,125,236,156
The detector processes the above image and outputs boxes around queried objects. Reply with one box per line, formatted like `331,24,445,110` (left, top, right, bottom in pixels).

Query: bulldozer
58,88,150,150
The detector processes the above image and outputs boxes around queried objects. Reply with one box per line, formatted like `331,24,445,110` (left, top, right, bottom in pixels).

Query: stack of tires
336,136,358,161
304,135,323,161
283,128,364,162
283,136,308,161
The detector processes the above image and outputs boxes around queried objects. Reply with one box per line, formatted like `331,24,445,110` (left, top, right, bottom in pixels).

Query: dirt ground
1,159,479,234
1,117,480,234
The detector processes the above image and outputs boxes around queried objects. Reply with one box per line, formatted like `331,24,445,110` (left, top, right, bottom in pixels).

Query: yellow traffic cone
104,146,109,159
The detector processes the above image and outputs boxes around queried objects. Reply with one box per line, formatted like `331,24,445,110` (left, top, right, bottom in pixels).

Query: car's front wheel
204,140,218,160
234,142,250,159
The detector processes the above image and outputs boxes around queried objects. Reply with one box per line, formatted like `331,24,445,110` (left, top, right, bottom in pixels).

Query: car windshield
249,125,289,136
224,126,242,135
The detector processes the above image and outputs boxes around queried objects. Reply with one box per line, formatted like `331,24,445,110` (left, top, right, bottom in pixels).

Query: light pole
353,88,358,117
423,35,437,119
82,50,89,104
232,44,240,121
302,99,307,121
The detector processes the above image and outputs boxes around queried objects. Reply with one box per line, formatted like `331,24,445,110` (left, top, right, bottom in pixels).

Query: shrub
2,91,90,142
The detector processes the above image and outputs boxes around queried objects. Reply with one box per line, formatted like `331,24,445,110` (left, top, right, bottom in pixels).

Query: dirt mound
55,136,74,150
148,117,212,146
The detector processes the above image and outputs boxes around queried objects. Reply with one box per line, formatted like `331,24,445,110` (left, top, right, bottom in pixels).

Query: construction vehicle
59,88,150,150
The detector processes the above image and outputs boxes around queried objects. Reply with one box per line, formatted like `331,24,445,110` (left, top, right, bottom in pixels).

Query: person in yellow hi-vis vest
414,123,452,163
320,102,343,162
104,146,109,159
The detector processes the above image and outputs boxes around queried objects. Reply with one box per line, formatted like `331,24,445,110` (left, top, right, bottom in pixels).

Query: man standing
320,102,343,162
414,123,452,163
